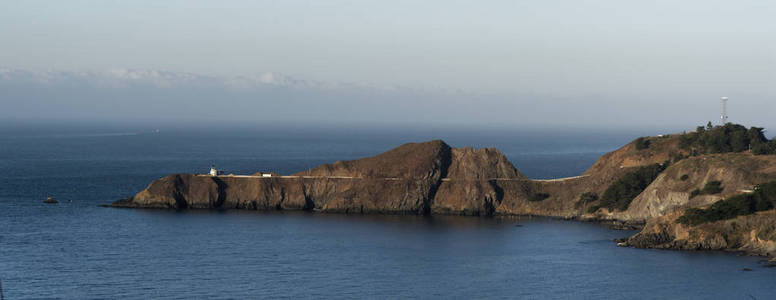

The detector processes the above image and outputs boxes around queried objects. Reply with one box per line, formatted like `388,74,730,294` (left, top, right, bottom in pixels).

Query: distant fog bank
2,68,774,132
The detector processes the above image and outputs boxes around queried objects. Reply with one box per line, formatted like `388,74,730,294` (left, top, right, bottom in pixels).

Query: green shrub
599,163,666,211
669,152,687,163
580,192,598,202
701,181,723,194
576,192,598,209
689,181,724,198
677,181,776,226
635,137,650,150
753,140,776,155
528,193,550,202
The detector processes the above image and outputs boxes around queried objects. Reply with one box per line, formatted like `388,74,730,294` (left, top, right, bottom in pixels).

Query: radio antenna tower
720,97,728,125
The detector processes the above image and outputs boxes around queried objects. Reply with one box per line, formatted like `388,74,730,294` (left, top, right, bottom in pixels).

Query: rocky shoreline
111,134,776,261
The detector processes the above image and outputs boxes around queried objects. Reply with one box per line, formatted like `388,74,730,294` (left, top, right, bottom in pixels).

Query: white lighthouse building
209,165,222,177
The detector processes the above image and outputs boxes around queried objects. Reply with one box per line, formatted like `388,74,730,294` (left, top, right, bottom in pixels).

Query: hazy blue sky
1,1,775,129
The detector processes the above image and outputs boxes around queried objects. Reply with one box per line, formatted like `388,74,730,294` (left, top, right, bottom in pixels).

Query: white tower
209,165,218,176
720,97,728,125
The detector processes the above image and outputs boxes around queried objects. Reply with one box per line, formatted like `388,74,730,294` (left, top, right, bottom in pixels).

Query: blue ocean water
0,124,774,299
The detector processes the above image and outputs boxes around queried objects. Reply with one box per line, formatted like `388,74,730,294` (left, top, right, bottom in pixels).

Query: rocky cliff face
606,153,776,255
298,140,451,214
297,140,452,180
623,210,776,256
430,147,527,216
113,174,311,210
116,136,774,218
115,140,530,215
610,153,776,222
112,135,776,257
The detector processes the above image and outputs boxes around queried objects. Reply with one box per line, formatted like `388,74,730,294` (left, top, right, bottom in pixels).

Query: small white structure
209,165,223,177
721,96,729,125
261,173,272,178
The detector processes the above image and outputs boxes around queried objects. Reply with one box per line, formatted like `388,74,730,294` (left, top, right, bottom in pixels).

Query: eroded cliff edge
114,140,535,215
112,131,776,258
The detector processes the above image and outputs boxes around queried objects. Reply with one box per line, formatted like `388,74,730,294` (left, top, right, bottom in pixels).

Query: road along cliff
112,129,776,258
114,140,528,215
112,137,673,217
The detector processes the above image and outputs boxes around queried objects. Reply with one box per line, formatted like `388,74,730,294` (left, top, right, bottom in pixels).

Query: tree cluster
575,192,598,209
689,181,724,198
634,137,650,150
679,123,776,155
528,193,550,202
593,163,667,212
677,181,776,226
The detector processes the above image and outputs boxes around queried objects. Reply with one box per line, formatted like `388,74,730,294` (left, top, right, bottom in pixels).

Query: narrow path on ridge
199,174,590,182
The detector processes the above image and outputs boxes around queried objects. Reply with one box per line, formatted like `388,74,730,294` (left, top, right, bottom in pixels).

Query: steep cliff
113,174,310,210
504,134,690,219
112,134,776,257
297,140,452,214
297,140,452,179
115,140,528,215
612,153,776,255
609,153,776,222
430,147,527,216
623,210,776,257
113,135,753,218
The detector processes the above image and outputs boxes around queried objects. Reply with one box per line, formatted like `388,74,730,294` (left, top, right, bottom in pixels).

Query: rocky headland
112,123,776,259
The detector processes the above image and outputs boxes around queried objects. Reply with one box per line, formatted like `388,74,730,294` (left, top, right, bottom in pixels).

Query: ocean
1,123,774,299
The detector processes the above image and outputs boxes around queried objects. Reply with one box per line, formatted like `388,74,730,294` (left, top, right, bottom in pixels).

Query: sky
1,1,775,130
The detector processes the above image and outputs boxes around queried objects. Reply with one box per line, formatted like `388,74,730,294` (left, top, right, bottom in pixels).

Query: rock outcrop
623,210,776,257
610,153,776,222
115,140,530,215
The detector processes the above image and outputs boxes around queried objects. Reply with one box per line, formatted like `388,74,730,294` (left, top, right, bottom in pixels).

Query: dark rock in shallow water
109,198,135,208
43,197,58,204
742,268,753,271
764,258,776,268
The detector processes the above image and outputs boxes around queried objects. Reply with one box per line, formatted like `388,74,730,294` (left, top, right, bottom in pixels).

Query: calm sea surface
1,124,774,299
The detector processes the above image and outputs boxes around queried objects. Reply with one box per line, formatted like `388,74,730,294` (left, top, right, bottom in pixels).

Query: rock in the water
765,258,776,268
43,197,58,204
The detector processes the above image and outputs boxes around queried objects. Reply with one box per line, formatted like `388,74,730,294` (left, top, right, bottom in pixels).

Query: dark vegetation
679,123,776,155
575,192,598,209
689,181,724,198
635,137,650,150
677,181,776,226
668,152,688,164
586,123,775,215
528,193,550,202
597,163,667,212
